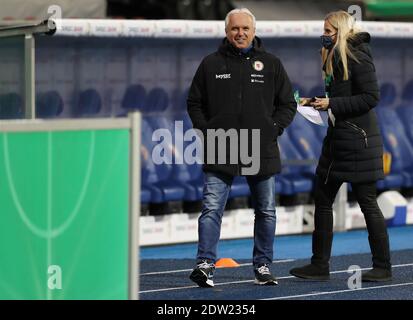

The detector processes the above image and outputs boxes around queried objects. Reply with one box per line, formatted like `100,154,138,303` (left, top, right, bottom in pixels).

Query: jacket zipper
238,54,243,176
324,160,334,184
344,121,368,148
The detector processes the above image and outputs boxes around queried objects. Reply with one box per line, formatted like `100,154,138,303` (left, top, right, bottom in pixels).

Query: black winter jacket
187,37,297,177
316,32,384,183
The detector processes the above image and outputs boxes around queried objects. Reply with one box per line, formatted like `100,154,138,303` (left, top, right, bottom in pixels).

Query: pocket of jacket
267,117,279,138
344,121,368,148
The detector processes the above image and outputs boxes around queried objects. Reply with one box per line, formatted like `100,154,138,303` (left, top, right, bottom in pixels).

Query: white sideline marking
139,263,413,294
264,282,413,300
140,259,295,276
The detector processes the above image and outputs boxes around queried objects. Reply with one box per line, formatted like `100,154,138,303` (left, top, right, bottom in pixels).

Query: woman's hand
299,97,312,106
311,97,329,110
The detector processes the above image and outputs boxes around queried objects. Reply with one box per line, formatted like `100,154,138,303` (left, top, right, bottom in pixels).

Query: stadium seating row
1,81,413,213
2,80,412,118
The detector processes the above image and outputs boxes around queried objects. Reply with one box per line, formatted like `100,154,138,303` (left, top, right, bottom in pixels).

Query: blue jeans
196,172,276,266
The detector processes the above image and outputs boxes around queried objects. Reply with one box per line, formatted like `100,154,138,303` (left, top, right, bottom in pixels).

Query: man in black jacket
187,8,296,287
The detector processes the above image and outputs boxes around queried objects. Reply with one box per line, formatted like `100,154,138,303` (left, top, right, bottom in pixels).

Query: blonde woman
290,11,392,282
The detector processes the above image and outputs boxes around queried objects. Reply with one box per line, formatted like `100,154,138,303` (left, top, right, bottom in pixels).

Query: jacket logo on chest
253,60,264,71
215,73,231,79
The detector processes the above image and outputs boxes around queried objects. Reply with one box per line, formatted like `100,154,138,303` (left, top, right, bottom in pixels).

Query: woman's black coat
316,32,384,184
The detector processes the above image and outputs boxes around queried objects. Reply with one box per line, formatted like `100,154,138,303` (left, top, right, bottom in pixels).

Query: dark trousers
311,177,391,270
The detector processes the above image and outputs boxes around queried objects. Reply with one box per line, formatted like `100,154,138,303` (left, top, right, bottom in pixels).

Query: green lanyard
293,90,300,104
324,74,333,98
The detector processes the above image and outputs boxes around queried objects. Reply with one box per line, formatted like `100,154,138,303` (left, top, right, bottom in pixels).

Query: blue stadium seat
171,88,189,112
140,118,158,204
36,90,64,118
144,88,186,203
145,132,186,203
74,88,102,117
376,107,413,189
229,176,251,199
277,130,314,195
172,112,204,201
377,83,397,108
396,106,413,144
120,84,151,202
0,93,23,119
144,87,169,113
287,113,322,168
141,116,188,204
401,79,413,104
141,189,151,204
275,179,282,194
121,84,146,113
376,171,404,190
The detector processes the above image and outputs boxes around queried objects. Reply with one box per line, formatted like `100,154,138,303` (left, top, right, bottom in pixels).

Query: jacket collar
347,32,372,56
218,36,265,57
347,32,371,47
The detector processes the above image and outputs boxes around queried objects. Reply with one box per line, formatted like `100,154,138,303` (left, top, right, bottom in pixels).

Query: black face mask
320,33,336,49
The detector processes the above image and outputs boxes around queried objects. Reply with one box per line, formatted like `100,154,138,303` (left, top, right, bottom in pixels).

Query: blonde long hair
322,11,360,81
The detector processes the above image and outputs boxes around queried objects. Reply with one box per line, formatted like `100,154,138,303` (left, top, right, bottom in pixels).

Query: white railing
53,19,413,38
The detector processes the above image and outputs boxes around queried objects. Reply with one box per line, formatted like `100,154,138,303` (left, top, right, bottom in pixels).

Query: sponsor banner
54,19,90,36
360,21,389,38
186,20,220,38
139,206,307,246
168,213,199,243
302,204,315,233
51,19,413,39
304,21,324,37
140,216,171,246
139,199,410,246
233,209,254,238
154,20,187,38
256,21,279,38
386,22,413,38
220,211,237,239
121,20,156,37
345,203,366,230
277,21,307,37
89,19,122,37
276,205,304,235
217,22,226,38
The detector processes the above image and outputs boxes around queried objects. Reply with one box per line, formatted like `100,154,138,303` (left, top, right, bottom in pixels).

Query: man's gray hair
225,8,256,29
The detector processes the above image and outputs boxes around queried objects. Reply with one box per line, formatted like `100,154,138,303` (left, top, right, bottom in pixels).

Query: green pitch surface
0,129,130,299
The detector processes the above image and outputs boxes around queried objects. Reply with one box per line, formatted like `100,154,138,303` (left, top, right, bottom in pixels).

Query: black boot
289,231,333,280
289,263,330,280
362,235,392,282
